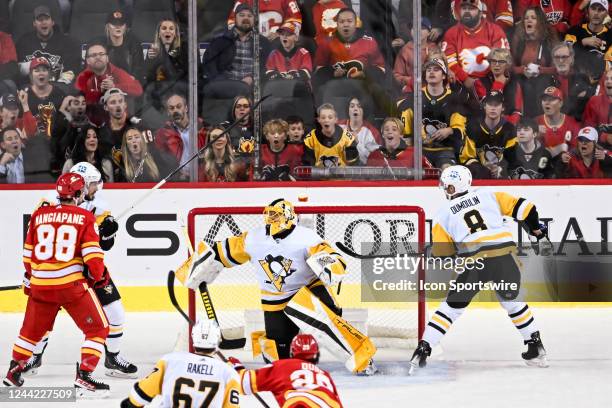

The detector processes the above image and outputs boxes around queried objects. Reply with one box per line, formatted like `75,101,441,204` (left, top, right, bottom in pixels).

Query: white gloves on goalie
184,241,225,290
306,252,346,286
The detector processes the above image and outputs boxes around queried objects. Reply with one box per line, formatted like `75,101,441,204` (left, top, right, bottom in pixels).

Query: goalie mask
439,165,472,200
70,162,103,200
263,198,297,236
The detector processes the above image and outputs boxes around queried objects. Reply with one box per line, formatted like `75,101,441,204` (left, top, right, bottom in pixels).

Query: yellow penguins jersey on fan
212,225,346,311
303,125,359,167
126,351,240,408
432,188,534,258
38,191,111,224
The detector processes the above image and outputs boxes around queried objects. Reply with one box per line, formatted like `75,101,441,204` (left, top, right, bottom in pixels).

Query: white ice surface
1,307,610,407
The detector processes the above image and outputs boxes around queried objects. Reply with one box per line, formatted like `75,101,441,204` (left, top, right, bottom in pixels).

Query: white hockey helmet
439,165,472,199
191,318,221,352
70,162,103,192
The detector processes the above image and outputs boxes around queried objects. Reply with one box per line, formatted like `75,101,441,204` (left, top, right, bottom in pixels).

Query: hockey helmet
263,198,297,236
70,162,103,193
290,334,320,363
191,318,222,352
439,165,472,200
56,172,86,201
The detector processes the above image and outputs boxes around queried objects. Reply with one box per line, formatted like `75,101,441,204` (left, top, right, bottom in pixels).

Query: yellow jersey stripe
30,258,83,270
83,253,104,263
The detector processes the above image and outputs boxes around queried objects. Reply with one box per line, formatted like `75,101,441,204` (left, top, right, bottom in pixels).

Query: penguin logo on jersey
319,155,339,168
259,254,296,291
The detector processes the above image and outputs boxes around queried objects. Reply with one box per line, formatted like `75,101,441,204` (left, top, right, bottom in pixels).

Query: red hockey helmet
290,334,320,363
56,172,86,200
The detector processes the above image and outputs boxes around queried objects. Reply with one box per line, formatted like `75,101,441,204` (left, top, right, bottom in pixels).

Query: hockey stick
336,241,400,260
0,285,21,291
115,94,271,221
215,351,271,408
167,270,193,325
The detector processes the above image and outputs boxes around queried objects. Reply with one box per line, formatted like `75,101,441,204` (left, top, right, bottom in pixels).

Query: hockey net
186,205,426,350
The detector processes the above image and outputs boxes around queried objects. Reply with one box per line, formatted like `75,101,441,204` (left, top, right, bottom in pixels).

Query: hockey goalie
184,198,377,375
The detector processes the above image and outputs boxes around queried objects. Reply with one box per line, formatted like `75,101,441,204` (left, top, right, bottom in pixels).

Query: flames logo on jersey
459,46,491,75
259,254,297,291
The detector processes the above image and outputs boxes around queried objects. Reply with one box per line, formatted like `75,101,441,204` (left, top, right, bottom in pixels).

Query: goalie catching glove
184,241,225,290
306,251,346,286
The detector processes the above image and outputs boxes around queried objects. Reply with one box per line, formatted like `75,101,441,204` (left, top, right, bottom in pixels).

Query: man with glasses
550,42,595,120
75,43,143,126
15,5,80,86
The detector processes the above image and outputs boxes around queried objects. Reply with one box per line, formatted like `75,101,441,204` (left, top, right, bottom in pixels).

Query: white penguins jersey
126,351,240,408
432,188,534,258
211,225,346,310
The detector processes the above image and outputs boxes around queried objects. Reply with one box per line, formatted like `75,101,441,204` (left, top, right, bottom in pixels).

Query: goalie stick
166,270,246,349
115,94,271,221
0,285,21,291
336,241,420,259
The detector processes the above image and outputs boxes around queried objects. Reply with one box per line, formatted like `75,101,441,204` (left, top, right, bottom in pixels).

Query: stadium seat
262,95,315,129
130,0,176,42
69,0,120,41
0,0,10,32
201,97,235,126
197,0,233,42
10,0,63,41
316,79,373,120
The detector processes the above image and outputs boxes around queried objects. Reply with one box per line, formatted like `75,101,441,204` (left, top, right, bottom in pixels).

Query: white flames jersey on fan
212,225,340,309
126,351,240,408
432,188,534,257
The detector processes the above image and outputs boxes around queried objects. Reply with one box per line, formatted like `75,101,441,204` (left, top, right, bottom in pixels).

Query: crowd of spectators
0,0,611,184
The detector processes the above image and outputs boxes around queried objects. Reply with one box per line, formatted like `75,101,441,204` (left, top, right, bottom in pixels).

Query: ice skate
356,359,378,376
74,363,110,398
104,347,138,378
408,340,432,375
2,360,25,387
522,331,548,368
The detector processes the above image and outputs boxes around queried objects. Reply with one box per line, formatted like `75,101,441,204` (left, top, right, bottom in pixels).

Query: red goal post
187,205,426,348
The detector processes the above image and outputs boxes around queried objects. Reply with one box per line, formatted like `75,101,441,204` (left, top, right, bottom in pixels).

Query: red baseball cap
30,57,51,72
277,21,298,36
542,86,563,100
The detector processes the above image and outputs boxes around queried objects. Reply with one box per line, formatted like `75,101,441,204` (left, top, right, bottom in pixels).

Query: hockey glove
531,223,548,241
307,252,346,286
85,266,110,289
99,216,118,240
227,356,245,372
22,273,31,296
185,241,224,289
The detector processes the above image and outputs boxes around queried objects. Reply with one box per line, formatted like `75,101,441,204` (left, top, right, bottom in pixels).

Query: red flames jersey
451,0,514,28
228,0,302,36
315,34,385,72
23,204,104,290
536,114,581,156
266,47,313,78
260,143,304,181
516,0,571,34
442,20,509,81
239,359,343,408
312,0,348,39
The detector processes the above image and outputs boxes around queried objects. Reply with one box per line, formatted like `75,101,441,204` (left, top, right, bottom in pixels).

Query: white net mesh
188,206,425,349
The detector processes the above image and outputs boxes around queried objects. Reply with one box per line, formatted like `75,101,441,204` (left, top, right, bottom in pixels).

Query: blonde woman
199,126,247,182
145,19,187,84
116,126,178,182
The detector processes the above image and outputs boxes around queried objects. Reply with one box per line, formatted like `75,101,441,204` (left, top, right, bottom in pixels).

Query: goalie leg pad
183,241,224,289
250,331,280,363
284,287,376,373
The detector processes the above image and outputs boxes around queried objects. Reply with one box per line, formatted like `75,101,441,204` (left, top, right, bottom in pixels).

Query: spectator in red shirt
516,0,572,35
583,69,612,142
312,0,348,40
76,43,143,126
265,22,312,88
442,0,509,91
555,126,612,177
536,86,581,158
474,47,524,125
0,93,37,138
260,119,303,181
314,8,386,85
511,7,558,115
367,117,434,172
23,57,65,138
0,29,18,93
154,92,206,175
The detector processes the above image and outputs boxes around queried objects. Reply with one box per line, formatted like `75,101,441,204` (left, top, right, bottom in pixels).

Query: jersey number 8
34,225,78,262
463,209,488,234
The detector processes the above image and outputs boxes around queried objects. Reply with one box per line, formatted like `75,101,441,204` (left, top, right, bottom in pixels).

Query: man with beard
202,4,272,98
314,8,385,84
52,92,93,175
227,0,303,41
15,6,80,86
154,92,206,179
75,43,143,127
565,0,611,80
583,70,612,141
23,57,65,138
442,0,509,91
95,88,145,159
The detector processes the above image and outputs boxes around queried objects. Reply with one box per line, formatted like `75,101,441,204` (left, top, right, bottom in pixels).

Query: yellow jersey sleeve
494,192,534,221
431,222,457,257
127,359,166,407
214,232,251,268
222,377,241,408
